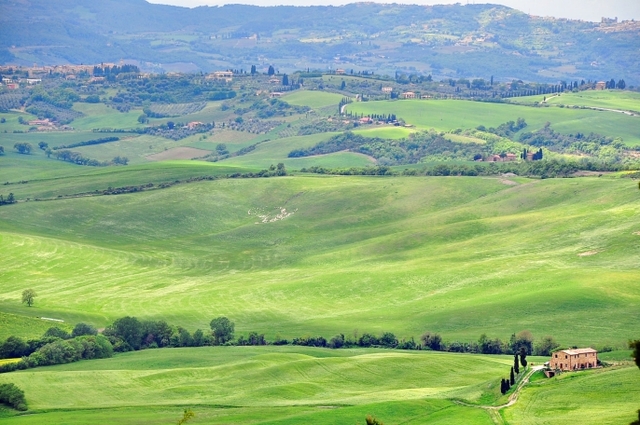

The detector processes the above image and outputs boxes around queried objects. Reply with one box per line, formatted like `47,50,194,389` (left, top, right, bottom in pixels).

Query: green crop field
1,173,638,347
346,98,640,146
283,91,345,109
0,347,635,424
353,126,416,139
509,90,640,113
71,103,143,130
219,133,375,169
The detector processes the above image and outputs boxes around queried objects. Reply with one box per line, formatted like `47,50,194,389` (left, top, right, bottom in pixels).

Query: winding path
454,365,543,425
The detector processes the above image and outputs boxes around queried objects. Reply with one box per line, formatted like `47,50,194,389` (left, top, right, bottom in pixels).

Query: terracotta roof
560,348,597,355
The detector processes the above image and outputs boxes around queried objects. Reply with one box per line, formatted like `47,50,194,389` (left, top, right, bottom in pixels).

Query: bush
0,383,27,411
72,323,98,338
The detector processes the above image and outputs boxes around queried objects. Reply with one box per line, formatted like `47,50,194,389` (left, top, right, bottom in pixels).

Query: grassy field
219,133,375,169
0,174,638,347
71,103,143,130
353,126,416,139
0,347,635,424
504,365,640,424
508,90,640,113
0,346,520,424
346,98,640,146
282,91,345,109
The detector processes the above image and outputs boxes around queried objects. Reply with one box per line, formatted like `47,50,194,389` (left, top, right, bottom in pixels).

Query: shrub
0,383,27,411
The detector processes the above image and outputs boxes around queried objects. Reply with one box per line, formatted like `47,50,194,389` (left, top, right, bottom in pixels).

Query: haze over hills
1,0,639,83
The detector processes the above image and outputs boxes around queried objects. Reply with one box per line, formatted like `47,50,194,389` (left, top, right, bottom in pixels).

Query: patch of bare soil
500,179,518,185
578,250,600,257
249,207,298,224
146,147,212,161
633,231,640,236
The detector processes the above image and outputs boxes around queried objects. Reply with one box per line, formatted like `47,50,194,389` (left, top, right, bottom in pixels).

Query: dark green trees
210,316,234,345
282,74,289,85
630,339,640,369
510,366,515,385
267,65,275,76
13,142,32,154
514,353,520,374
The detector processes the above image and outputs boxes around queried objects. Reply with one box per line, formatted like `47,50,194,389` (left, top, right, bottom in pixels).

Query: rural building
549,348,598,371
335,69,346,75
6,83,19,90
595,81,607,90
382,87,393,93
206,71,233,82
401,91,416,99
269,92,284,98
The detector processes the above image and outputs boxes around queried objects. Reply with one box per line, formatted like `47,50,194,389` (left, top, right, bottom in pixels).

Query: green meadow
509,90,640,113
346,98,640,146
0,346,635,424
283,91,345,109
1,174,638,347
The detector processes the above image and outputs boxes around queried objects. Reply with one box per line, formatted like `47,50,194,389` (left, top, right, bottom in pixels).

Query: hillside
1,172,638,347
1,0,639,83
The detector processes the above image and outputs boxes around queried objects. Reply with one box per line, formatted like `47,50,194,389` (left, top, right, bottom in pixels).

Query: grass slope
283,91,345,109
346,99,640,146
0,346,512,424
0,175,638,347
509,90,640,113
504,366,640,425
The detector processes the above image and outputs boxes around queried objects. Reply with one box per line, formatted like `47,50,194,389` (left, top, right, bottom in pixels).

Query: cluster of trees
0,193,16,206
92,64,140,77
53,136,120,150
13,142,32,154
0,324,112,373
52,149,127,167
477,117,527,138
500,349,528,395
0,383,27,411
300,165,394,176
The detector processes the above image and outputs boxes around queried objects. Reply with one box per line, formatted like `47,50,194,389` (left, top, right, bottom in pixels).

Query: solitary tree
210,316,234,345
267,65,275,76
510,366,515,385
365,415,383,425
282,74,289,85
514,353,520,374
21,289,36,307
250,65,257,75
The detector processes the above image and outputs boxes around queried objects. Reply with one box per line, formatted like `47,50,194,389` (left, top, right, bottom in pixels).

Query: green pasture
0,311,72,341
346,99,640,146
71,103,143,130
186,129,257,153
0,111,38,132
149,101,230,125
220,133,375,169
352,125,415,139
282,91,345,109
0,175,638,347
504,366,640,425
510,90,640,113
0,346,511,424
0,161,253,201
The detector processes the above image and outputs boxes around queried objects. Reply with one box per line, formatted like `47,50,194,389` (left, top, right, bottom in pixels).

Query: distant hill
1,0,639,83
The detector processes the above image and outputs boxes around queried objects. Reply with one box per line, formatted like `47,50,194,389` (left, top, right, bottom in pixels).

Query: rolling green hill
346,98,640,147
0,346,635,424
1,172,638,347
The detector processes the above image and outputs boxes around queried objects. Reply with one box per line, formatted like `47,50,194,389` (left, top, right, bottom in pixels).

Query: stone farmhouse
549,348,598,371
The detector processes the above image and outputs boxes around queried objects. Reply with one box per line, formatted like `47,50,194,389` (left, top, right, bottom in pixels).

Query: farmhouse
206,71,233,82
401,91,416,99
595,81,607,90
381,87,393,93
549,348,598,371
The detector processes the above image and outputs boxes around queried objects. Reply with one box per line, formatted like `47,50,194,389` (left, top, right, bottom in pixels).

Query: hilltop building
549,348,598,371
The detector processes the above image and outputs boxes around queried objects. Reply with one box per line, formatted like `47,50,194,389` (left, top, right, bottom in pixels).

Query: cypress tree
514,353,520,374
500,379,506,394
510,367,515,385
520,347,528,368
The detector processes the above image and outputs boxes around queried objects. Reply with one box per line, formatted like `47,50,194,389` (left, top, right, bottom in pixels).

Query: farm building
595,81,607,90
549,348,598,371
